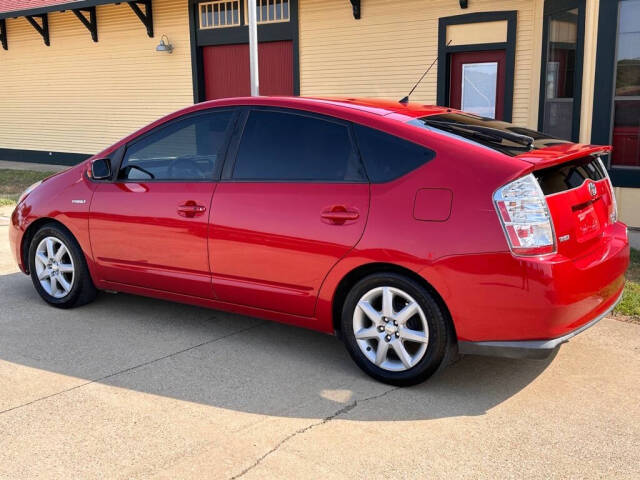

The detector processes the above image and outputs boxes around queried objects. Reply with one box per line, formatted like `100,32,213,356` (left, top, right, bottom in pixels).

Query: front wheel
28,224,97,309
340,273,450,386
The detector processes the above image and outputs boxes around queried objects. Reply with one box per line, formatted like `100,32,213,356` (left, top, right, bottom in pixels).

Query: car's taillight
598,157,618,224
493,173,556,256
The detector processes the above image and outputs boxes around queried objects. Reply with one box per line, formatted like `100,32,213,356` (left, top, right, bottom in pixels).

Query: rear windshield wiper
422,119,534,149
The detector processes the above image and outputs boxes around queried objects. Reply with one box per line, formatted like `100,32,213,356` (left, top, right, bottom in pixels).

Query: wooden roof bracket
25,14,49,46
0,18,7,50
72,7,98,42
127,1,154,38
350,0,361,19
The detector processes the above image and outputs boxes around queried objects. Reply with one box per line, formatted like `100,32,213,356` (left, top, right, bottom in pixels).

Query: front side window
611,0,640,167
232,110,365,182
119,111,234,181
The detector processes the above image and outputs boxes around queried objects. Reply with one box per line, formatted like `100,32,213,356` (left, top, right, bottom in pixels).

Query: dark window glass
541,7,581,140
353,125,435,182
411,113,569,157
611,0,640,167
535,156,606,195
119,110,233,181
232,110,365,181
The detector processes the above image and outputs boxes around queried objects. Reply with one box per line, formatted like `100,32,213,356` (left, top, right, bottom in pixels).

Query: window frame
592,0,640,187
537,0,586,142
221,106,369,184
199,1,242,30
111,108,239,184
353,122,437,183
197,0,290,31
243,0,291,26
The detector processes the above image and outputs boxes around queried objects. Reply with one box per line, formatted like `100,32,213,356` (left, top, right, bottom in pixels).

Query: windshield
409,113,570,156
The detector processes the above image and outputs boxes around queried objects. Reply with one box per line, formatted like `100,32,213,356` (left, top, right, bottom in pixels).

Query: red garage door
203,41,294,100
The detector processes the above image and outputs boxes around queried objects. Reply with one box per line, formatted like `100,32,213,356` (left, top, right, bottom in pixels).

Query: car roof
194,96,452,120
96,96,461,160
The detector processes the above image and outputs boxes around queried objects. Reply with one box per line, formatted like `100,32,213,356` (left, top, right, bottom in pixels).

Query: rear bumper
426,222,629,345
458,289,624,359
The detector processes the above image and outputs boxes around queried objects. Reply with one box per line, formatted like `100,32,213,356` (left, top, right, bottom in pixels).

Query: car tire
28,223,97,309
340,273,450,386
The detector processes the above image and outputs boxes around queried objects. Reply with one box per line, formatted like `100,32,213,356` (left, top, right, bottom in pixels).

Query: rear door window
231,110,366,182
353,125,435,183
119,110,234,181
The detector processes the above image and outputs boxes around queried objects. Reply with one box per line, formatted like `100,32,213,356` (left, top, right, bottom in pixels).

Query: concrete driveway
1,206,639,479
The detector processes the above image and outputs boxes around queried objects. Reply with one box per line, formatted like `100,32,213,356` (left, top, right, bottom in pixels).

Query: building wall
616,187,640,229
0,0,192,156
299,0,541,127
579,0,600,144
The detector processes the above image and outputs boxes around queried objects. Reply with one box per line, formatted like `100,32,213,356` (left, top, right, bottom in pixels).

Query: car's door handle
321,206,360,225
177,201,207,218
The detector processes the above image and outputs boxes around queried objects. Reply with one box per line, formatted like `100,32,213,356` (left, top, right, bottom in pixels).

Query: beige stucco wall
299,0,541,127
0,0,192,155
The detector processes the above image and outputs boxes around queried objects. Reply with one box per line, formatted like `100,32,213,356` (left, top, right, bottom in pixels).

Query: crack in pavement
230,386,400,479
0,320,266,416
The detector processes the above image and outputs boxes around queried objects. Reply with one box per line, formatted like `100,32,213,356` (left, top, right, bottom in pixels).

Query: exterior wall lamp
156,34,173,53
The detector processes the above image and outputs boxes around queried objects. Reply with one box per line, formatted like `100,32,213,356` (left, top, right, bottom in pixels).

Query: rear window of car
353,125,435,183
410,113,570,157
535,156,607,195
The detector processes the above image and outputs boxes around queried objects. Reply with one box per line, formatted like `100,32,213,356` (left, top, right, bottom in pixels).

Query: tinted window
353,125,435,182
119,110,233,181
410,113,570,157
535,156,607,195
232,110,365,181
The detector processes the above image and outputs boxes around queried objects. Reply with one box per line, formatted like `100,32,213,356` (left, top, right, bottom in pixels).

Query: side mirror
91,158,111,180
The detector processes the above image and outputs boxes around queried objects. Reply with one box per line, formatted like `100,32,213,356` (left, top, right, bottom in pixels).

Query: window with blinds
199,1,241,29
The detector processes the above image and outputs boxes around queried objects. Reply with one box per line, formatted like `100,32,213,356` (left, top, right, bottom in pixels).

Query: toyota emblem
589,182,597,197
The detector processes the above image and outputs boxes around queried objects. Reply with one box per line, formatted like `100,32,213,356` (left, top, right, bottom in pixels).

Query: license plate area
573,201,602,243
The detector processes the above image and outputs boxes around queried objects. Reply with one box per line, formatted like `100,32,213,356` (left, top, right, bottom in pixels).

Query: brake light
493,173,556,256
598,157,618,224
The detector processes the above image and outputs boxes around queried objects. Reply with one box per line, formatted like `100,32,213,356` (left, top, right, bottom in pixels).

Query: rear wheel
28,224,97,309
340,273,450,386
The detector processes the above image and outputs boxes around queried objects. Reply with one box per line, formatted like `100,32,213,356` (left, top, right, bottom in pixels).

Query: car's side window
353,124,435,183
231,110,366,182
119,110,234,181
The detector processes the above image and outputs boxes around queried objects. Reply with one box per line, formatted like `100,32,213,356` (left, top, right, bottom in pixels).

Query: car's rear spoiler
515,144,612,170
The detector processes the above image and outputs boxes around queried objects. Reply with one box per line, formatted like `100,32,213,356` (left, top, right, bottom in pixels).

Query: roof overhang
0,1,120,20
0,0,154,49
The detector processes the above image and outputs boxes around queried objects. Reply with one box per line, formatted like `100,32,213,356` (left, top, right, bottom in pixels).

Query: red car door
89,109,236,298
210,108,370,317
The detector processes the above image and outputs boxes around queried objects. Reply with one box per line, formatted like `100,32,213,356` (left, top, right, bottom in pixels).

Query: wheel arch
331,262,456,339
21,218,78,274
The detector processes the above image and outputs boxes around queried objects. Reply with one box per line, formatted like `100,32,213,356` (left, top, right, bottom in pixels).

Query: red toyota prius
9,97,629,385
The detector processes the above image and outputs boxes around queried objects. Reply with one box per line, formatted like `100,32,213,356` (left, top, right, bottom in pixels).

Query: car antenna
399,40,452,105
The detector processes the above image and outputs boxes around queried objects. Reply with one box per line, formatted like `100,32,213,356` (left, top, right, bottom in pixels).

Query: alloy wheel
352,286,429,372
34,236,75,299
